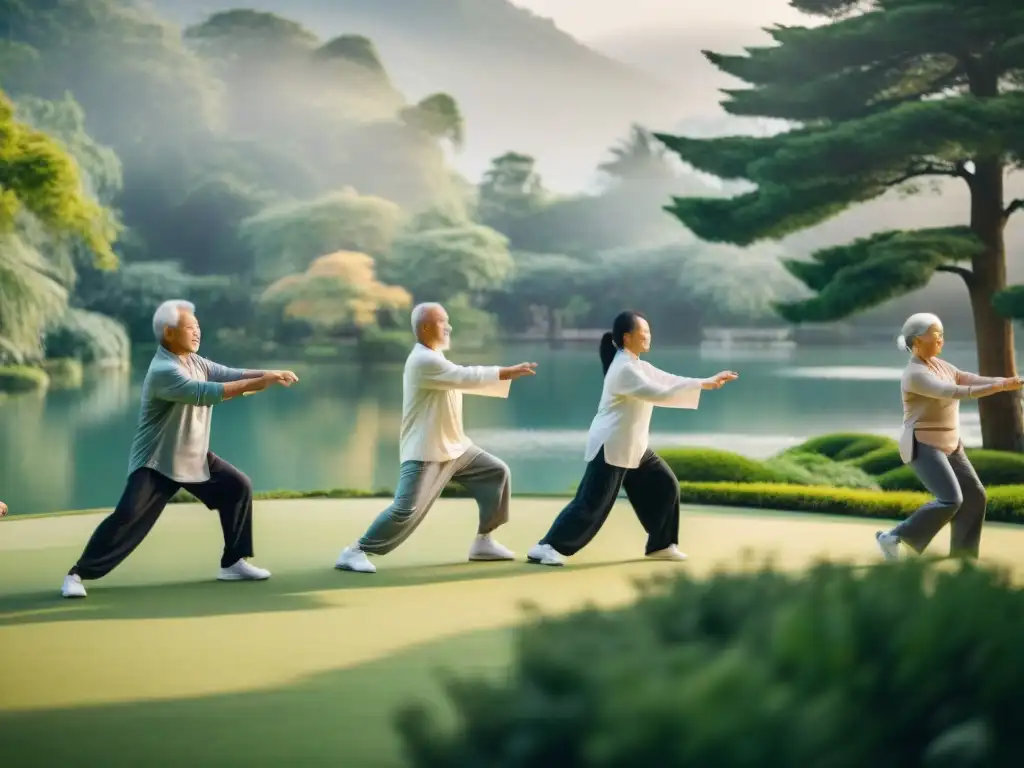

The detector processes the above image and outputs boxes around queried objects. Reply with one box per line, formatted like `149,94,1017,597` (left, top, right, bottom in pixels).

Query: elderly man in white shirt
527,310,737,567
335,302,537,573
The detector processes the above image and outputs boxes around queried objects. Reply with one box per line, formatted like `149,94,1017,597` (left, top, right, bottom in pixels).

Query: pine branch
887,161,963,187
935,264,974,286
1006,199,1024,219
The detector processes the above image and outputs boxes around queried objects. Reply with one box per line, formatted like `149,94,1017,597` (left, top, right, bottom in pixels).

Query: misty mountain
144,0,685,190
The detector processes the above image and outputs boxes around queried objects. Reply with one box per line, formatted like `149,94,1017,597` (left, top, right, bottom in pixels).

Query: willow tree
0,88,118,361
654,0,1024,450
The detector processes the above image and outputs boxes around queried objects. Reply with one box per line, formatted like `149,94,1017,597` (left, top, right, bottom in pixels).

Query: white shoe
646,544,689,562
217,559,271,581
526,543,565,567
876,531,902,562
61,573,87,598
335,546,376,573
468,534,515,561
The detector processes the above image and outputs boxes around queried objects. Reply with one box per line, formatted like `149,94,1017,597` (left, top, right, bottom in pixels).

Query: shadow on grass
0,625,510,768
0,560,627,627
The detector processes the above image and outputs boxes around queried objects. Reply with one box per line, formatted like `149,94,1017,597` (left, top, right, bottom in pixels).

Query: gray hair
410,302,444,335
897,312,942,352
152,300,195,342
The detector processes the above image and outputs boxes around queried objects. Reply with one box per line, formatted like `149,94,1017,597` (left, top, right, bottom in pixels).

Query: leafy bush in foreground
397,560,1024,767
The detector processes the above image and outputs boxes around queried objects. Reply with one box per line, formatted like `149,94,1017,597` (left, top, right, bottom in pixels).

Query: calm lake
0,340,1000,515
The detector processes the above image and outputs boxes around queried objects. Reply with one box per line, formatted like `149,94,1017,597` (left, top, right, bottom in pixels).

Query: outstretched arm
905,368,1006,400
613,363,703,409
197,357,259,383
415,357,535,398
955,368,1002,387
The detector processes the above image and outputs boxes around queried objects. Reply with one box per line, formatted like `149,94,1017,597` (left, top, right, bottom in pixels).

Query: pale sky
512,0,810,40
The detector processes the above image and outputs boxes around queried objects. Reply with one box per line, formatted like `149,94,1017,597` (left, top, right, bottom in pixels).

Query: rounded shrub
847,445,903,476
787,432,894,459
658,448,782,483
879,449,1024,491
0,365,49,394
397,560,1024,767
764,451,880,489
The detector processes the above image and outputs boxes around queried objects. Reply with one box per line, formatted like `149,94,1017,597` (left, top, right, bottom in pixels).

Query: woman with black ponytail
527,310,738,566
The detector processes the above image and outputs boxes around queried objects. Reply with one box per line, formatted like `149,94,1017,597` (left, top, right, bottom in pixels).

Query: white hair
897,312,942,352
410,302,444,335
152,300,195,342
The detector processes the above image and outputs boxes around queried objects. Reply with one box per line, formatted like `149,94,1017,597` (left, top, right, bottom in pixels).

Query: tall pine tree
654,0,1024,450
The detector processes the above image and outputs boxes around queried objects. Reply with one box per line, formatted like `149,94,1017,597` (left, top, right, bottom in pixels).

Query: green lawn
2,498,1024,767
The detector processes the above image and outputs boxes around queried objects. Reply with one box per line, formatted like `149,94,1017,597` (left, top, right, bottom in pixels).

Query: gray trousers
358,446,511,555
892,440,987,558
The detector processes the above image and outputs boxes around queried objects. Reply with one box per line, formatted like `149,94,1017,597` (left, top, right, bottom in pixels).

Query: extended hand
269,370,299,386
701,370,739,390
0,500,7,518
500,362,538,381
1000,376,1023,391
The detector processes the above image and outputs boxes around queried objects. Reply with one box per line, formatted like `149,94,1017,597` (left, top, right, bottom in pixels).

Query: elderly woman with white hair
875,312,1022,562
60,300,300,599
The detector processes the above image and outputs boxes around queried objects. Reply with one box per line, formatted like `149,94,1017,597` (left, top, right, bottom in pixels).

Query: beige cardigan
898,356,1001,463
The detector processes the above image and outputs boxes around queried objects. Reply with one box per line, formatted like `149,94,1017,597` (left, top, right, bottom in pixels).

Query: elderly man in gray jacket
61,300,298,598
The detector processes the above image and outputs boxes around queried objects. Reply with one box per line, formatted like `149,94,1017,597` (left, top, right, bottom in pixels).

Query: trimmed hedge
397,559,1024,767
787,432,897,460
678,481,1024,524
659,448,782,484
878,449,1024,491
0,365,48,394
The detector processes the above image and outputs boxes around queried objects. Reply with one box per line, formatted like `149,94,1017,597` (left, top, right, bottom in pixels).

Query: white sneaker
876,531,902,562
217,559,271,581
468,534,515,561
646,544,689,562
526,543,565,567
61,573,87,598
335,546,376,573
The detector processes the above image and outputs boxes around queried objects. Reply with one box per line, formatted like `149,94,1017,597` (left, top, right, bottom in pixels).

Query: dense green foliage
398,558,1024,767
879,449,1024,491
0,365,48,393
44,308,129,367
656,0,1024,451
0,0,808,377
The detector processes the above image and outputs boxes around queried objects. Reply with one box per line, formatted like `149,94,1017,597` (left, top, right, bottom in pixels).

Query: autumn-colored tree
260,251,410,338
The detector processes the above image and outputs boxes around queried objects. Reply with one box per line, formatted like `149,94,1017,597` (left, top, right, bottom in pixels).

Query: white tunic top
584,349,706,469
399,344,511,463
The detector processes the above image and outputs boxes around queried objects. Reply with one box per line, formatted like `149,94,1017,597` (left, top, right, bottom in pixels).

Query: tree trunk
968,157,1023,451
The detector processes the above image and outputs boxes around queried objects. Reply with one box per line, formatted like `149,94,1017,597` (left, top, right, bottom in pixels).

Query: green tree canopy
383,219,513,303
241,189,403,283
655,0,1024,450
0,89,117,268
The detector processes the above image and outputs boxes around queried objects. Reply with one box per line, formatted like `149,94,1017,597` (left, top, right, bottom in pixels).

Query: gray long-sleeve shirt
127,346,246,483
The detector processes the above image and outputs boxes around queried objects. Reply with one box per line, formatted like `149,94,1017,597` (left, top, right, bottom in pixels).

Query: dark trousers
70,452,255,580
541,447,680,557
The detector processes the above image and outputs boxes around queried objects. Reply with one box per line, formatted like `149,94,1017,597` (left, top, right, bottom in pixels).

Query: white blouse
584,349,706,469
399,344,511,462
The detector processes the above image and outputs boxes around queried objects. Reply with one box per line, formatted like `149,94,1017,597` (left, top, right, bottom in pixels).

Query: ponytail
599,332,617,374
598,310,646,376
